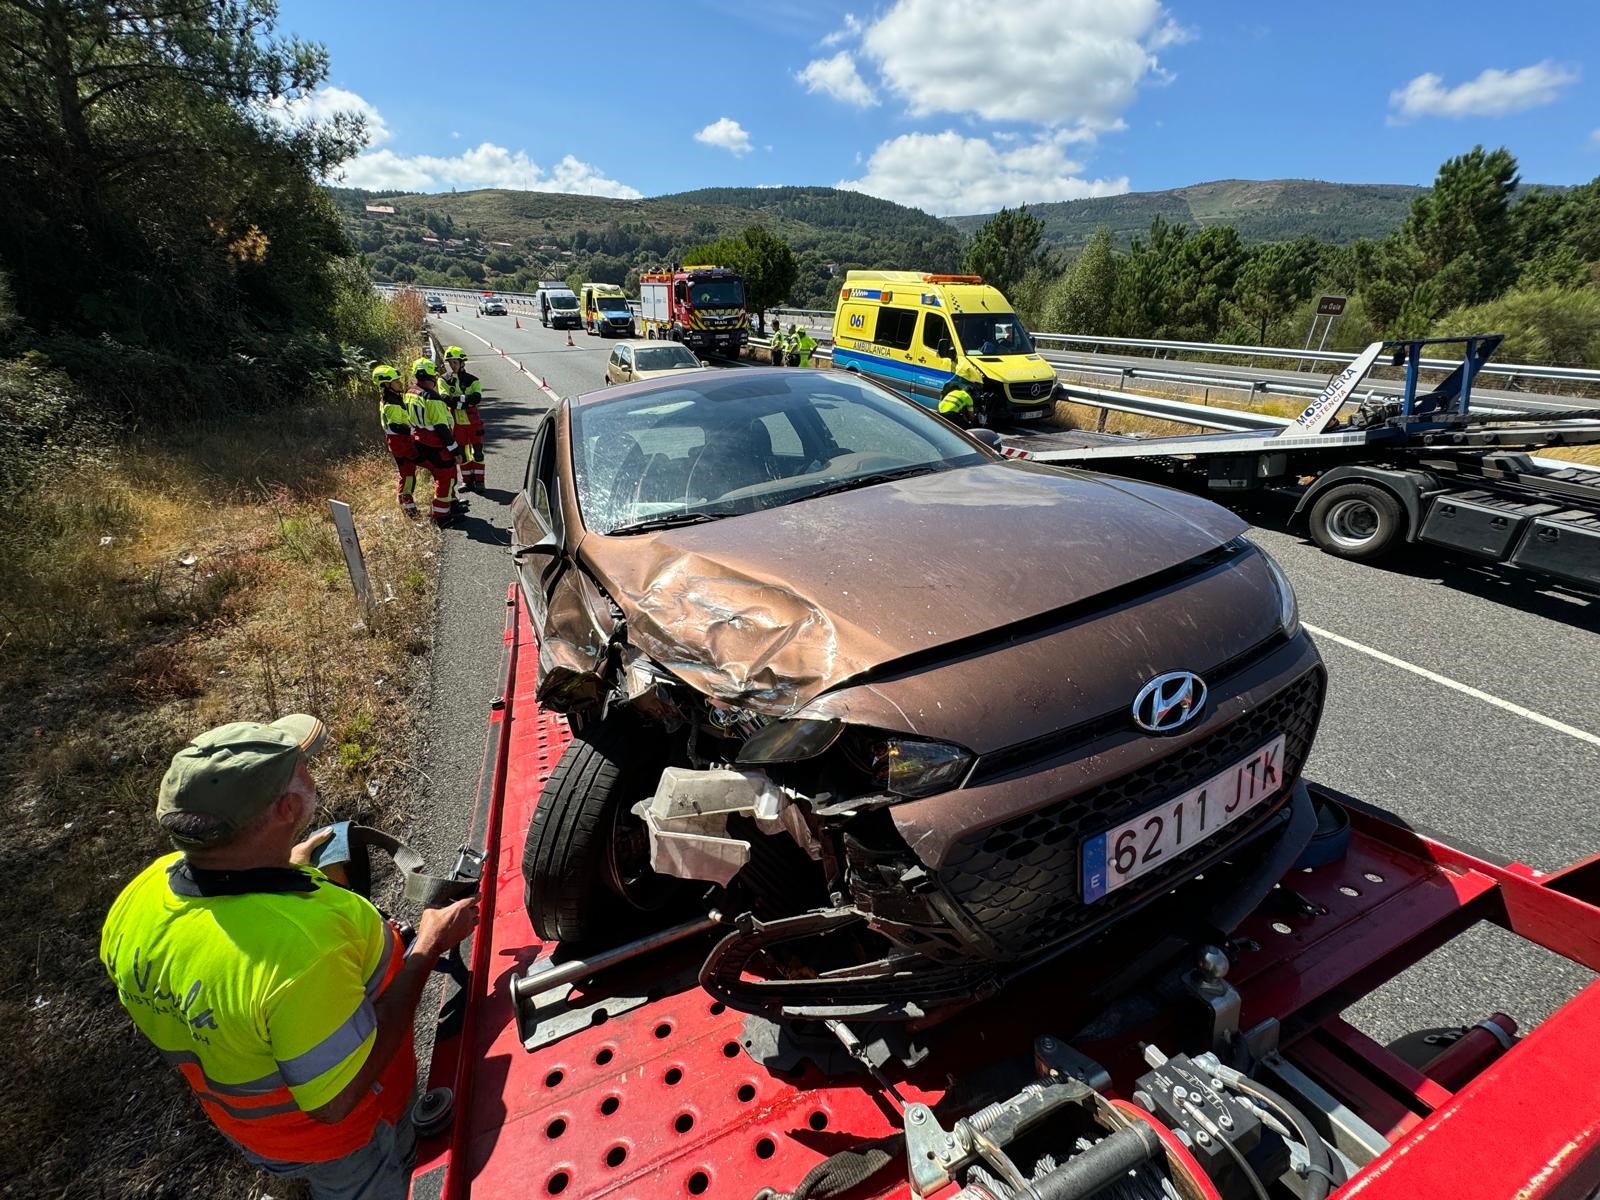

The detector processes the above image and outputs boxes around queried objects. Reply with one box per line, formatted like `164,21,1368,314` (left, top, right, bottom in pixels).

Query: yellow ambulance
829,271,1058,425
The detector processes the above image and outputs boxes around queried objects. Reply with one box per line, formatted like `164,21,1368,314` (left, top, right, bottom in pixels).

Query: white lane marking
431,318,560,403
1304,622,1600,750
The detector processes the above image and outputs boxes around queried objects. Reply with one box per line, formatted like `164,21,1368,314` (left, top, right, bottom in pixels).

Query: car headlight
1252,541,1300,638
846,731,974,798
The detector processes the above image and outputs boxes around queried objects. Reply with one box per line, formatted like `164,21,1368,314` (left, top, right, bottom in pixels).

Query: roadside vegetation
0,2,439,1195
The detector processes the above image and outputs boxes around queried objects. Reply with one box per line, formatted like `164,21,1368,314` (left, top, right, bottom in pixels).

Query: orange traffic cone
566,330,575,347
515,317,521,329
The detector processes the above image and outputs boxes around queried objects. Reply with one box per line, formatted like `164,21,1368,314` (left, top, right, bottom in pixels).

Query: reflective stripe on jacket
406,385,455,448
379,393,413,438
100,854,414,1163
939,387,975,416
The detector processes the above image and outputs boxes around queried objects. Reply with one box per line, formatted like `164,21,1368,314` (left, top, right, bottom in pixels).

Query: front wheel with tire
522,715,683,945
1307,482,1405,561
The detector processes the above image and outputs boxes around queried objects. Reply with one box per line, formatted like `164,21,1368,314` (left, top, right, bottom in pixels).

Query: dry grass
0,383,439,1199
1540,446,1600,466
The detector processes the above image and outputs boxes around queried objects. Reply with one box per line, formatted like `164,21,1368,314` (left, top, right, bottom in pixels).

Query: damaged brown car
512,368,1325,1021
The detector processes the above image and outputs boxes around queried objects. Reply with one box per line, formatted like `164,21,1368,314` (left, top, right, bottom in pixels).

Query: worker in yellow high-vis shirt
100,715,479,1199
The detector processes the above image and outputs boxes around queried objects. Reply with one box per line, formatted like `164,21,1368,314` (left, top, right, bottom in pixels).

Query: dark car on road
512,368,1325,1020
426,294,447,313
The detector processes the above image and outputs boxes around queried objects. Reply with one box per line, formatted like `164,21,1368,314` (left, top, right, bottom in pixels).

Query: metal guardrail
1028,332,1600,385
386,287,1600,385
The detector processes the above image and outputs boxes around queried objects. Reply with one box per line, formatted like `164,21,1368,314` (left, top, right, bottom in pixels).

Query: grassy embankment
0,292,439,1199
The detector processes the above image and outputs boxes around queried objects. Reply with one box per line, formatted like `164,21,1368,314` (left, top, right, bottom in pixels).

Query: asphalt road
406,312,1598,1065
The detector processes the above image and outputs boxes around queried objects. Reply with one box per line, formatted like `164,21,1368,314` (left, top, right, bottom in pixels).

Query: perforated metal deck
411,587,1600,1200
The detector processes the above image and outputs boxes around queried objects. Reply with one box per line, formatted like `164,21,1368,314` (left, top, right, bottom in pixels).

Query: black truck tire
522,715,679,945
1308,482,1405,561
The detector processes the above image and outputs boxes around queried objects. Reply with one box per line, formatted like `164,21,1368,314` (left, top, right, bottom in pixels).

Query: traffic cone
566,330,575,347
515,317,521,329
518,361,525,372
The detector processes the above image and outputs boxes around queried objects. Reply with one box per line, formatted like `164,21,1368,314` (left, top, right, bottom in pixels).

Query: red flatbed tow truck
410,588,1600,1200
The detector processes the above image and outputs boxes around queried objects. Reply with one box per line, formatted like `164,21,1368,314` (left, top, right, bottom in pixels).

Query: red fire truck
639,265,749,356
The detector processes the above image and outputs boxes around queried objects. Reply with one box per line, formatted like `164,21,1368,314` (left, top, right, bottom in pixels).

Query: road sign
328,500,375,629
1316,295,1348,317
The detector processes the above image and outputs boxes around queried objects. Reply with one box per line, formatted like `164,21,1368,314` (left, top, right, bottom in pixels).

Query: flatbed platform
412,589,1600,1200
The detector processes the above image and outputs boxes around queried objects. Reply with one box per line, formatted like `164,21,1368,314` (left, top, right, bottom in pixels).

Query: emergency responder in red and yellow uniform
938,384,977,429
100,715,479,1199
440,346,485,493
406,358,464,524
373,365,419,518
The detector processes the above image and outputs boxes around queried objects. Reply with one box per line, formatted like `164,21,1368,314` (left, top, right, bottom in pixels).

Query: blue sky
276,0,1600,215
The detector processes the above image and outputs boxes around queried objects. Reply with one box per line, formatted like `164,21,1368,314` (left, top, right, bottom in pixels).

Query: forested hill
331,185,961,308
945,180,1430,250
658,186,954,236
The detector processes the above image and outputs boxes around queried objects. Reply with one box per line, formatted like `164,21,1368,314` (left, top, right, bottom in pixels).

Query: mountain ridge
943,178,1430,249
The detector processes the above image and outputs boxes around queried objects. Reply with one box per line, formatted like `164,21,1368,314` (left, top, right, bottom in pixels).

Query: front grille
935,669,1324,954
1008,381,1052,403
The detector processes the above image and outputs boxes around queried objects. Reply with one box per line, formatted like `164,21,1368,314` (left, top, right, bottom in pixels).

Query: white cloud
1147,16,1194,49
450,130,460,139
339,143,641,197
694,117,753,155
797,52,878,107
860,0,1179,127
263,85,391,145
1389,61,1578,121
820,12,862,47
837,130,1128,215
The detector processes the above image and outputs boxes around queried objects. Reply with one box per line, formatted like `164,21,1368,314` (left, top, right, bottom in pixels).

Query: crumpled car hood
580,460,1247,714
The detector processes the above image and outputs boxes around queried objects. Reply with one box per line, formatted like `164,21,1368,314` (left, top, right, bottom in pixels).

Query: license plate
1081,735,1287,903
1015,409,1047,420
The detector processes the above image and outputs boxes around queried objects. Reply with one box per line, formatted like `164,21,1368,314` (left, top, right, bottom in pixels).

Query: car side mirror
937,339,955,360
969,428,1002,449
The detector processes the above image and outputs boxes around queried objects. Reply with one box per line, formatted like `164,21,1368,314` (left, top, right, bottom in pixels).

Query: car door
605,347,621,385
918,312,955,398
509,413,565,627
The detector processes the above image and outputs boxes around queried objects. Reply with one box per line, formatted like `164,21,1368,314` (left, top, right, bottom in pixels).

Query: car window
619,346,632,367
874,306,917,351
538,422,564,544
634,345,699,371
608,348,621,368
952,312,1035,356
569,373,985,534
921,312,952,352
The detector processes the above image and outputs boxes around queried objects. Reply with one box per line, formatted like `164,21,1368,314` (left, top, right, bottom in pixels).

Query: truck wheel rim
1325,497,1380,549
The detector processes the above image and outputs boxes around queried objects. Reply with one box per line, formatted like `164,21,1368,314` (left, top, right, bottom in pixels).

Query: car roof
614,340,689,351
571,365,731,406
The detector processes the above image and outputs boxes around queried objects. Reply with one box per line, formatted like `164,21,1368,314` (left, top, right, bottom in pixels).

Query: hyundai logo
1132,671,1207,734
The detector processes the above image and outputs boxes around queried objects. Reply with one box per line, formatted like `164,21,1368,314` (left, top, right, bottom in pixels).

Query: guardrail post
1096,407,1108,433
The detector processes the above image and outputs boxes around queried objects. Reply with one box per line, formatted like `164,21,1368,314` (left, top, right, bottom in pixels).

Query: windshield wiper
607,511,724,535
801,463,946,502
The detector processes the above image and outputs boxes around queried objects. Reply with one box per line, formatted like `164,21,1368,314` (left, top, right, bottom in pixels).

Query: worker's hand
290,826,335,866
413,894,480,961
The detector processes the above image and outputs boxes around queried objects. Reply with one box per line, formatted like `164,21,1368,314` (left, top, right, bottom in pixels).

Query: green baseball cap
157,715,326,847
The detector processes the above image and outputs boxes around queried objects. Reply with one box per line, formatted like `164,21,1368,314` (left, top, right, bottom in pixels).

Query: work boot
401,502,419,519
